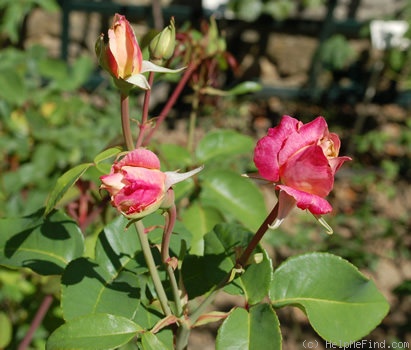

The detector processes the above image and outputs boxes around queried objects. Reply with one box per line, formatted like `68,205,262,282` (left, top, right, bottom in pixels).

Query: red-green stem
161,204,176,263
136,72,155,148
161,204,183,316
176,204,279,349
143,62,199,146
18,294,53,350
236,203,279,268
121,94,134,151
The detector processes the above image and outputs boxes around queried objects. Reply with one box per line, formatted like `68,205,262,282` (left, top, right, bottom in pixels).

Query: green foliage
0,209,84,275
45,163,94,216
271,253,389,342
0,46,121,217
61,216,143,321
320,35,357,71
200,169,266,231
0,0,58,44
46,313,143,350
216,304,282,350
195,129,254,163
0,311,12,348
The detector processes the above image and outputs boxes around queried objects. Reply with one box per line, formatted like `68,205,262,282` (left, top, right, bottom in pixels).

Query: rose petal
280,145,333,197
253,135,280,182
277,185,333,215
106,14,143,79
100,172,125,195
254,116,299,182
279,116,328,166
115,149,161,170
113,168,165,217
328,156,352,174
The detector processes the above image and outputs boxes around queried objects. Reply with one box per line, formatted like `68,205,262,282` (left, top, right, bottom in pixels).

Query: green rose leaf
216,304,282,350
270,252,390,343
182,223,270,304
182,223,246,298
195,129,254,164
94,146,123,172
157,143,192,169
181,201,223,255
46,313,142,350
239,248,273,305
61,216,144,320
45,162,93,216
141,332,173,350
200,169,266,231
0,209,84,275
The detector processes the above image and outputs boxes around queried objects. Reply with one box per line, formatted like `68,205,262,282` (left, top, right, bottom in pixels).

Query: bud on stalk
149,17,176,64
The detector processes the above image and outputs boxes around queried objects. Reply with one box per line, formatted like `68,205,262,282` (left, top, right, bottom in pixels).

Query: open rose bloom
96,14,183,90
100,149,202,219
254,115,351,232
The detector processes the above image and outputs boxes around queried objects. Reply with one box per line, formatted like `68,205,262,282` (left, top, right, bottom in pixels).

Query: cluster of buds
95,14,182,92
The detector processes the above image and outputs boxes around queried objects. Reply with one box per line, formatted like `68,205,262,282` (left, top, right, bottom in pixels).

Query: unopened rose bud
100,149,202,219
149,17,176,63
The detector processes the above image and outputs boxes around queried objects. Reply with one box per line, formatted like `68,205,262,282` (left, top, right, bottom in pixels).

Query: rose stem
176,203,280,348
143,62,198,146
236,203,279,268
175,204,279,349
161,204,183,316
121,94,135,151
18,294,54,350
135,221,172,316
136,72,155,148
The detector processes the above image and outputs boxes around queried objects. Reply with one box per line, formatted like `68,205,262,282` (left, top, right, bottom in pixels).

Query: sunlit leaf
200,169,266,231
45,163,93,216
0,209,84,275
46,313,142,350
61,216,144,320
195,129,254,164
270,252,389,342
216,304,282,349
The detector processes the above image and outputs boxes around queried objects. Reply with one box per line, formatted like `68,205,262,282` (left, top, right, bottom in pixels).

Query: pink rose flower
96,14,183,90
253,116,351,230
100,149,202,219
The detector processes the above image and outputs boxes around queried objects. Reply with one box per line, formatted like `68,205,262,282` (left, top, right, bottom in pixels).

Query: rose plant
0,14,389,350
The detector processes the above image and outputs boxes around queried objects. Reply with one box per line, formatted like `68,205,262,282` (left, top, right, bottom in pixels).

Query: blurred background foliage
1,0,411,348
